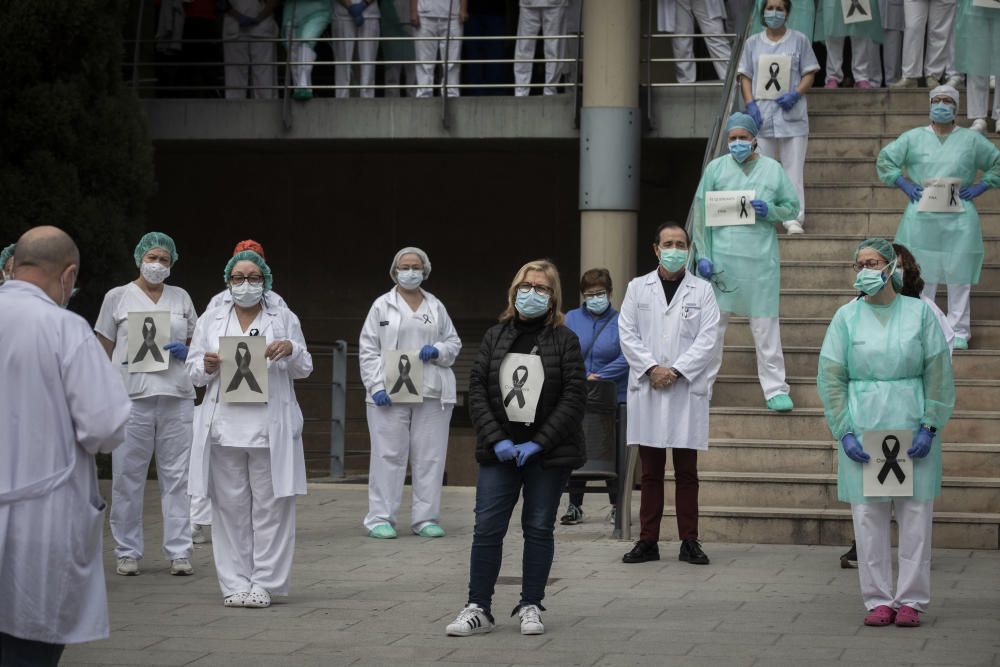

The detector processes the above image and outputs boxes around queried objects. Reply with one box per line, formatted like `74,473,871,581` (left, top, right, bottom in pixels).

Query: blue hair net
725,112,759,137
0,243,14,270
134,232,179,267
224,250,273,292
855,237,897,263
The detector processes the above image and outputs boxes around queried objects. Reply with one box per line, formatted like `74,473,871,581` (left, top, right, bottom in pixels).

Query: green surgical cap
855,237,897,263
725,112,759,137
0,243,14,270
224,250,273,292
134,232,178,267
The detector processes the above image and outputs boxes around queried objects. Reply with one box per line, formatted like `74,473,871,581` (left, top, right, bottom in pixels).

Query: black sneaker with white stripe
446,604,495,636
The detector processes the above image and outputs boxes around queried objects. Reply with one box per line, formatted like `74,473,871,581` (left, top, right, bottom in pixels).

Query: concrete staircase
658,88,1000,549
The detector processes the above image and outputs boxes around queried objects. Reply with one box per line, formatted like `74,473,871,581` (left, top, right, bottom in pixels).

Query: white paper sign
385,350,424,404
754,54,791,100
918,178,964,213
127,311,171,373
972,0,1000,9
706,190,757,227
862,430,914,497
842,0,874,24
499,353,545,423
220,336,268,403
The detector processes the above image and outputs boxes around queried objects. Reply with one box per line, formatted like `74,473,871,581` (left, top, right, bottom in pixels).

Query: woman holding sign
817,238,954,628
877,85,1000,349
692,112,800,411
186,250,313,608
359,247,462,540
95,232,198,578
445,259,586,637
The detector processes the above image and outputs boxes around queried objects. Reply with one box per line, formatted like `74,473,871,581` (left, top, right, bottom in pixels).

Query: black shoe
840,540,857,569
679,539,710,565
622,540,660,564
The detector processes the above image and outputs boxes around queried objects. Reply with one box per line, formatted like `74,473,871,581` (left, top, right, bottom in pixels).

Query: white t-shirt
95,282,197,399
394,294,442,399
210,309,270,448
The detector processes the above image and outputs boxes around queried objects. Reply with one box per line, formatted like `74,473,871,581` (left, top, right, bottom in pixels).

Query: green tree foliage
0,0,155,321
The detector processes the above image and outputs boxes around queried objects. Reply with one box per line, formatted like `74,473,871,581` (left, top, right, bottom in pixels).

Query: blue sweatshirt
564,304,629,404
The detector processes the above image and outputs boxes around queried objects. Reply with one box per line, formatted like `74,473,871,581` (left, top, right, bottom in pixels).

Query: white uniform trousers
882,29,903,85
967,75,1000,121
364,399,453,532
852,500,934,612
826,36,883,86
111,395,194,561
224,35,277,99
191,495,213,525
384,23,417,97
901,0,957,80
514,6,567,96
706,312,790,400
671,0,731,84
289,43,317,91
209,445,296,597
756,135,808,227
333,17,380,98
415,16,463,97
922,283,972,341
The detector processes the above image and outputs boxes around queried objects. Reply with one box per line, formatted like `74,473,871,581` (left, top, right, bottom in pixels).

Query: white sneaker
971,118,988,134
192,523,209,544
926,75,941,88
446,604,495,636
890,77,918,89
518,604,545,635
785,221,805,235
244,586,271,608
945,74,964,89
116,557,139,576
170,558,194,576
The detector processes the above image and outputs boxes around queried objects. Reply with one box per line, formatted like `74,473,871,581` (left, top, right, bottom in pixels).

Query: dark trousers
638,446,699,542
467,461,571,614
0,633,64,667
567,477,617,508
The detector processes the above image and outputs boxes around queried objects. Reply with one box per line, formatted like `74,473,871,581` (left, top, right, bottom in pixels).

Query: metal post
572,0,584,129
131,0,145,89
612,404,628,539
329,339,347,479
619,443,639,541
440,0,456,129
282,1,298,131
644,0,655,130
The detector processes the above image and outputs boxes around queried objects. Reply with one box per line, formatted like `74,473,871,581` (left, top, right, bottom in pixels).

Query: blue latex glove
908,426,934,459
419,345,439,362
960,182,989,200
493,439,517,462
348,3,365,26
745,100,763,128
163,342,189,361
697,258,714,280
776,91,801,111
750,199,769,217
841,433,870,463
896,176,924,203
515,441,543,467
237,13,258,28
372,390,392,407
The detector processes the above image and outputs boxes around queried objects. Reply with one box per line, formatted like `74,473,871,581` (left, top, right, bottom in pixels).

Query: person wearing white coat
890,0,961,88
514,0,568,97
0,227,131,664
222,0,281,99
413,0,468,97
187,250,312,608
657,0,732,84
332,0,382,98
360,246,462,539
618,222,721,566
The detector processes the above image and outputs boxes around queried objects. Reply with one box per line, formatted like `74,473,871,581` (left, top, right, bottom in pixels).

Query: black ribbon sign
949,184,959,207
739,196,750,218
226,341,263,394
422,314,432,325
765,62,782,91
133,317,165,364
847,0,868,17
503,365,529,408
876,435,906,485
390,354,418,395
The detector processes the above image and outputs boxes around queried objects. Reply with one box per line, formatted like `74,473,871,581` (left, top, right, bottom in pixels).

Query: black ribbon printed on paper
765,62,781,91
390,354,418,395
133,317,165,364
949,184,959,206
226,341,263,394
504,365,529,409
739,196,750,218
847,0,868,17
876,435,906,485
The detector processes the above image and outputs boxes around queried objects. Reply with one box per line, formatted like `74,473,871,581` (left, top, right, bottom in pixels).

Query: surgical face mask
853,260,896,296
515,290,551,319
585,293,610,315
729,140,754,164
59,271,78,309
140,261,170,285
930,102,956,123
231,281,264,307
763,9,786,28
397,268,423,290
660,248,689,273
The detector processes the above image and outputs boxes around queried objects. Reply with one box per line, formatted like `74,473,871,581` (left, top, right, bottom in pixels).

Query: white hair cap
390,246,431,284
929,85,959,106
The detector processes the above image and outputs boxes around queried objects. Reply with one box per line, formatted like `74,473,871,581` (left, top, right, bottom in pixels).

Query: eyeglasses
229,274,264,286
516,282,554,297
582,290,608,299
853,259,888,272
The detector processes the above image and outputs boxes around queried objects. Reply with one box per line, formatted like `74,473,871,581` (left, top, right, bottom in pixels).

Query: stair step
723,317,1000,348
807,88,971,113
804,183,1000,209
809,135,890,160
777,288,1000,319
779,261,1000,291
802,208,1000,236
778,234,1000,260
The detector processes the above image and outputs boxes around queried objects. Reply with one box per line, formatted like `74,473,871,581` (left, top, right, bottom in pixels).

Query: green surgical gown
750,0,816,42
282,0,333,49
877,126,1000,285
814,0,884,42
954,0,1000,76
817,295,955,505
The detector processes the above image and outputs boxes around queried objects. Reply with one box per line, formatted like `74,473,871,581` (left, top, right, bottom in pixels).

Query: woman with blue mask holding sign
446,259,586,638
877,85,1000,349
359,246,462,539
692,112,801,411
817,238,954,628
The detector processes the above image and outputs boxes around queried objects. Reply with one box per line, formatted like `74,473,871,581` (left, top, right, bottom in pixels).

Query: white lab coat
187,303,312,499
359,287,462,405
0,281,131,644
618,269,721,451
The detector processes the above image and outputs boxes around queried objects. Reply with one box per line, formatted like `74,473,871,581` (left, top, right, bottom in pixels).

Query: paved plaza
63,483,1000,667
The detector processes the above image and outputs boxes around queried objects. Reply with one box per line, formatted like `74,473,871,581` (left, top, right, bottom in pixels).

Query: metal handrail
297,341,348,478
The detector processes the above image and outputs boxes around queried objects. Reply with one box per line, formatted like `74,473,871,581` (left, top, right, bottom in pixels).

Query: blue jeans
0,633,64,667
467,460,571,614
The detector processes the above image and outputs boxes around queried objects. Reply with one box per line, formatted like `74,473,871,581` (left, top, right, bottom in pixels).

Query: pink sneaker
863,605,897,626
854,80,874,89
824,77,840,89
895,605,920,627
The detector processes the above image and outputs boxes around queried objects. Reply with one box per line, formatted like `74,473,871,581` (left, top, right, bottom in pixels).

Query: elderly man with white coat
618,221,721,567
0,226,131,665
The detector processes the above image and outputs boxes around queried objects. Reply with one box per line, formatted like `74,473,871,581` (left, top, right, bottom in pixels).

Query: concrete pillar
579,0,641,308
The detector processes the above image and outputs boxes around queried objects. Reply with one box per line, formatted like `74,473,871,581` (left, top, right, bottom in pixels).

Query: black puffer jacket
469,319,587,468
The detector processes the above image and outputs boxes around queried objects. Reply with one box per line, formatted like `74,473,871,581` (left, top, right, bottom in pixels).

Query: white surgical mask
397,269,424,290
140,261,170,285
231,282,264,307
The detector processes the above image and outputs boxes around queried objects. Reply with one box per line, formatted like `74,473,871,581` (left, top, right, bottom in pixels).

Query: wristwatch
922,425,937,434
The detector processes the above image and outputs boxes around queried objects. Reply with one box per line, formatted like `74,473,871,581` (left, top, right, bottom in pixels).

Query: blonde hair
499,259,565,327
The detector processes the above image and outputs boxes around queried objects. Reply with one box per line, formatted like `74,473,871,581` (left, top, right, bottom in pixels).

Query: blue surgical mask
729,139,754,164
515,290,551,319
763,9,786,28
660,248,689,273
930,102,955,123
585,294,609,315
853,260,896,296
